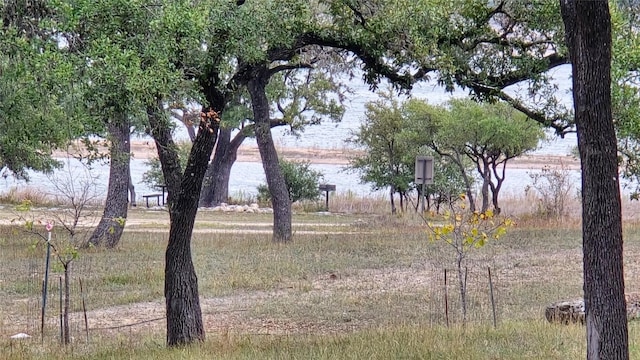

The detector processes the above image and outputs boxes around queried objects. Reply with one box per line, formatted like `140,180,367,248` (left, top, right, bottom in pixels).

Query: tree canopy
0,1,81,178
352,95,544,214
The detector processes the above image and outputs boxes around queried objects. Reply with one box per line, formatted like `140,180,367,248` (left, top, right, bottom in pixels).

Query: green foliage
438,99,545,160
269,69,348,134
0,19,80,178
348,91,474,212
257,159,323,204
142,141,191,187
610,4,640,199
413,98,545,212
209,0,314,64
349,90,416,195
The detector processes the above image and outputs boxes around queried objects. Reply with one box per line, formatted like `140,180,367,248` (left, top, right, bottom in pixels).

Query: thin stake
40,232,52,343
79,278,89,342
59,276,63,344
488,266,497,328
40,279,46,344
444,268,449,327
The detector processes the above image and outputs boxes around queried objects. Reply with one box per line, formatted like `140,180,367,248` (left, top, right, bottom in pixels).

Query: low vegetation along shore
1,198,640,359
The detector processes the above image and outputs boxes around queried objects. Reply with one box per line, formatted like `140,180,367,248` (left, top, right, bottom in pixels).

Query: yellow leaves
426,202,514,254
15,199,33,212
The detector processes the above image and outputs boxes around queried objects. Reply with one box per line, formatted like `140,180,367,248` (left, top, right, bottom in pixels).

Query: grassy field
1,202,640,359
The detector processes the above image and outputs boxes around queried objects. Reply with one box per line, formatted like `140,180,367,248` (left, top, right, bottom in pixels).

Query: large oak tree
560,0,628,358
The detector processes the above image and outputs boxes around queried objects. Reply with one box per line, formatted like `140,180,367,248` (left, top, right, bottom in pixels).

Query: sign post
318,184,336,211
415,156,434,213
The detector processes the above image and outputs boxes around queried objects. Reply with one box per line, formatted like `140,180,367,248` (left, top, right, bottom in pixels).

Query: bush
525,164,575,219
257,159,324,204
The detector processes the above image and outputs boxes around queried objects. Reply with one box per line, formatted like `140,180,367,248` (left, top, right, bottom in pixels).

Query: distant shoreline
53,140,580,170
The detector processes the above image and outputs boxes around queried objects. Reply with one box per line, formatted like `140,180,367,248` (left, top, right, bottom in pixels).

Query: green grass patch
7,321,640,359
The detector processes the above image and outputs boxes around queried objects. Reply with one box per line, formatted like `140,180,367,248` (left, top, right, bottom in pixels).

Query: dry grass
1,195,640,359
0,187,56,207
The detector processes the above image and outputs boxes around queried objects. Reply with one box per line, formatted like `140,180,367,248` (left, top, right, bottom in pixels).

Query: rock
546,294,640,324
545,299,585,325
204,203,273,213
10,333,31,339
626,293,640,320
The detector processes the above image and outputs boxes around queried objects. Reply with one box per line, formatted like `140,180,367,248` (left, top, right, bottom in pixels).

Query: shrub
257,159,324,204
525,164,575,220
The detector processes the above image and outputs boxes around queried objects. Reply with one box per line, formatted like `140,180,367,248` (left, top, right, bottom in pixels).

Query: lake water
2,64,603,201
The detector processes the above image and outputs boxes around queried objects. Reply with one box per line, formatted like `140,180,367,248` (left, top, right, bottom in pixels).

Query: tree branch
268,63,313,77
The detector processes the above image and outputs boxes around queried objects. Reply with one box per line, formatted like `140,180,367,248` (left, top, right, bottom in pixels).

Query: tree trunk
199,127,246,207
128,173,136,207
148,100,220,346
247,65,292,242
489,161,508,215
561,1,628,359
86,115,130,248
389,187,397,214
456,252,467,326
480,174,490,213
477,160,491,213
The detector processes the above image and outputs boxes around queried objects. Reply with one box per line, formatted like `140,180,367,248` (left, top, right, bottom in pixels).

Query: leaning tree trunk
561,1,628,359
199,127,246,207
128,173,136,207
148,99,221,346
247,65,292,242
87,115,130,248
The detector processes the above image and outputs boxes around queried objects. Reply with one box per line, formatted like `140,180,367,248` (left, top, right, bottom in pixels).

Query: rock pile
545,293,640,325
545,299,585,324
203,203,273,213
